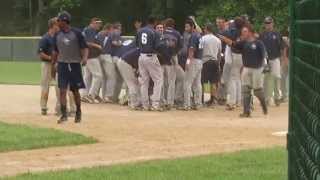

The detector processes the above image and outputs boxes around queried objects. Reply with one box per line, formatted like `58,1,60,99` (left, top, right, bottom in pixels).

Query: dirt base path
0,85,288,177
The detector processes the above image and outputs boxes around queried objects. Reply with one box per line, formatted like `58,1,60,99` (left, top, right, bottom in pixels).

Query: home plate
272,131,288,137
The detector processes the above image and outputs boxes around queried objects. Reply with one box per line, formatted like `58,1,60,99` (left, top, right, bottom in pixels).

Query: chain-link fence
288,0,320,180
0,36,135,62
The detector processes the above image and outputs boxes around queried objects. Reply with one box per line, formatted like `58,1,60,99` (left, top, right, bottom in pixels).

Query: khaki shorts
241,67,264,89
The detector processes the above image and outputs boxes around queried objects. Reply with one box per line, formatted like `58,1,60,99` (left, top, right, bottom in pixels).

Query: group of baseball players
38,11,289,124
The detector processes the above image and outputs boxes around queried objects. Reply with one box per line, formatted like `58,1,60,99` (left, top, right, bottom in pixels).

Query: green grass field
3,148,287,180
0,61,40,85
0,121,96,153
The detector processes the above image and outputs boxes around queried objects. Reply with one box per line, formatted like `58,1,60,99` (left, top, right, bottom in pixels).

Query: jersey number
141,33,148,45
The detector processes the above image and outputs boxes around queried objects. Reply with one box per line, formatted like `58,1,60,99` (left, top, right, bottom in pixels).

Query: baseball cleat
75,111,81,123
81,96,90,103
151,107,164,112
41,109,48,116
239,113,251,118
102,97,113,104
86,95,96,104
58,115,68,124
177,106,192,111
226,104,236,111
130,106,142,111
95,96,104,103
274,99,281,107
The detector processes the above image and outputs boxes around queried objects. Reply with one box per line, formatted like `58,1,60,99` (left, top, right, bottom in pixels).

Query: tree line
0,0,288,36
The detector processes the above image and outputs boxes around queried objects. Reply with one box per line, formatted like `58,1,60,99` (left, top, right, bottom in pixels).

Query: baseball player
201,23,222,107
116,41,141,110
161,18,183,110
136,16,163,111
81,18,103,104
52,11,88,124
175,20,193,108
38,17,60,115
216,17,228,105
219,25,268,117
260,17,283,106
97,24,114,103
100,23,123,103
221,17,246,110
181,20,203,111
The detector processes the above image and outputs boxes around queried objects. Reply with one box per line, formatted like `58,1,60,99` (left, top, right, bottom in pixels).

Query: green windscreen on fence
288,0,320,180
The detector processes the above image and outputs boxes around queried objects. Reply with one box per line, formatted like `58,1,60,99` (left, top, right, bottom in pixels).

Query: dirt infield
0,85,288,177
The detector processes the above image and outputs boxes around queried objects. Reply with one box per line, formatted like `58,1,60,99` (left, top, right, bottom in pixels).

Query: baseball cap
58,11,71,23
264,16,274,24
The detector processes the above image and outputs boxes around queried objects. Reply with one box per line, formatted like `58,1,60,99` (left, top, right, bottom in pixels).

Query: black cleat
240,113,251,118
75,111,82,123
41,109,48,116
58,115,68,124
274,99,281,107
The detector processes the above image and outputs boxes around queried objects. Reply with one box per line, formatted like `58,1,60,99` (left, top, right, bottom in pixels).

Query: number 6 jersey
135,25,161,54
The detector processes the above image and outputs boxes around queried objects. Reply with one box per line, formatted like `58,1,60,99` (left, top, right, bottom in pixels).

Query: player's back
136,26,158,54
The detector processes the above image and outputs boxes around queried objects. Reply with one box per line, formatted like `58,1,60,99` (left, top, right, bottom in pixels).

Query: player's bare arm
87,42,102,50
39,52,52,62
80,48,89,65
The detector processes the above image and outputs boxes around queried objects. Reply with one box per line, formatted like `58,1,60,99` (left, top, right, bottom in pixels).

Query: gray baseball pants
117,60,141,108
175,64,185,105
139,54,163,109
184,59,203,108
86,58,103,97
100,54,123,101
161,63,177,106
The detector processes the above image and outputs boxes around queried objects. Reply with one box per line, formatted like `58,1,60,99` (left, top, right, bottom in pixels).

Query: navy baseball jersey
163,27,183,55
136,25,160,54
233,39,266,68
188,32,203,59
157,37,173,65
223,26,242,54
38,33,54,60
53,28,88,63
259,31,282,60
82,26,101,59
121,47,140,69
114,40,136,58
104,31,122,56
217,30,227,55
96,32,110,55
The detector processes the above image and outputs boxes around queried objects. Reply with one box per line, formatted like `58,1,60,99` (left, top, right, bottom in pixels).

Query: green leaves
196,0,289,33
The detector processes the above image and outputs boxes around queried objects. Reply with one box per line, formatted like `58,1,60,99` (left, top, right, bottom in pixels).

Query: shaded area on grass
4,148,287,180
0,121,96,153
0,61,40,85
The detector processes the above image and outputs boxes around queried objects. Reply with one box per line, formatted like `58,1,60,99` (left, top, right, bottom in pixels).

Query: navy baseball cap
264,16,274,24
58,11,71,23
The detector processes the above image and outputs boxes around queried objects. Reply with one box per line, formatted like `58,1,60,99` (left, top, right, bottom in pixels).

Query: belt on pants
141,53,156,57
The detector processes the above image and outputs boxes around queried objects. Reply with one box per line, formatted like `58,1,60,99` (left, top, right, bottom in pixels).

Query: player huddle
38,11,289,124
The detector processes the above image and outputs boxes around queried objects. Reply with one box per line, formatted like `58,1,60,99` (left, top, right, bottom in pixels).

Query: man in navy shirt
81,17,103,104
181,21,203,111
136,16,163,111
175,20,193,107
161,18,182,110
219,25,268,118
260,17,283,106
116,41,141,110
97,23,114,103
52,11,89,124
101,23,123,103
38,17,60,115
